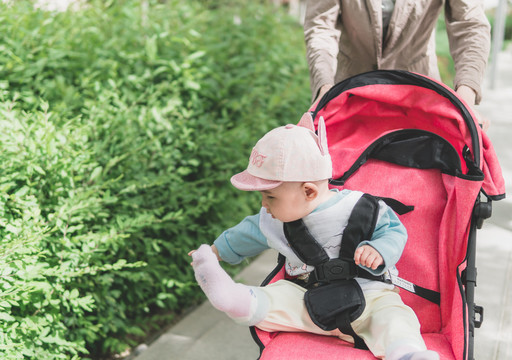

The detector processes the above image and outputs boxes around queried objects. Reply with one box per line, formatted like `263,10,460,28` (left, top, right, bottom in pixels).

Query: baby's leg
351,290,439,360
191,245,269,325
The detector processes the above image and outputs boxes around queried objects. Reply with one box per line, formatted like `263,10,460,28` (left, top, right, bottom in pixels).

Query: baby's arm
356,202,407,274
189,212,270,265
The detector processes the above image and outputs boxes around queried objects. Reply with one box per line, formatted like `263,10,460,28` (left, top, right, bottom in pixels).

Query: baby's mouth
265,208,274,218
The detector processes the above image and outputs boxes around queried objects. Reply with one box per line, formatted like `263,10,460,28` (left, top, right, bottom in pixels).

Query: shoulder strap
284,193,382,283
377,196,414,215
339,193,380,260
283,219,329,267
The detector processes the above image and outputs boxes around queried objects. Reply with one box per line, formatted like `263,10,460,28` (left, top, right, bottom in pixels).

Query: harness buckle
317,258,357,282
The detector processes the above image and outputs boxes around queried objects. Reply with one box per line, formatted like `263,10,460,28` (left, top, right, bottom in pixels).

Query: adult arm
303,0,340,102
445,0,491,105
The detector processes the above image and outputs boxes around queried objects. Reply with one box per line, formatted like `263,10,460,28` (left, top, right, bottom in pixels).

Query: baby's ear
303,182,319,200
297,112,315,131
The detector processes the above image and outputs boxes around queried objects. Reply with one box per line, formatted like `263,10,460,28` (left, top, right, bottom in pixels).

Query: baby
189,113,439,360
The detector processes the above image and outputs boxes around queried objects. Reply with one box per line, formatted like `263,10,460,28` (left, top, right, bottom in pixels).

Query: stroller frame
250,70,505,360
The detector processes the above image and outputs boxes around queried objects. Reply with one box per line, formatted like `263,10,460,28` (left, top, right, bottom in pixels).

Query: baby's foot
191,244,220,284
398,350,440,360
191,244,252,318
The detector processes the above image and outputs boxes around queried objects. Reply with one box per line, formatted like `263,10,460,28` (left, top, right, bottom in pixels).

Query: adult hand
456,85,490,131
312,84,333,107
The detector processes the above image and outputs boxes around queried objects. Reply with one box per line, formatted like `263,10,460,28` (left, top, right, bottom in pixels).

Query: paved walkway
473,47,512,360
132,48,512,360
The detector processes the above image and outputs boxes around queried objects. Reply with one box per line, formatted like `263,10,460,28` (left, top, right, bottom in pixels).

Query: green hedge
0,0,310,358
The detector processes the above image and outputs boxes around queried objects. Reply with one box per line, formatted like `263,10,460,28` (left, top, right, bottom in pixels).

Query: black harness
284,194,386,286
283,193,439,349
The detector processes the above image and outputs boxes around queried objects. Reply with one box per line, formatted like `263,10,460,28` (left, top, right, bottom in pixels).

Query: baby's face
259,182,311,222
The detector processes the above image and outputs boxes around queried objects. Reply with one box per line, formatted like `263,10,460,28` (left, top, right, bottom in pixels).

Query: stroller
250,70,505,360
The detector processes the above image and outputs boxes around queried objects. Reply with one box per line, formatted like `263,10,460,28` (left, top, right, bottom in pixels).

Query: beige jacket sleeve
303,0,340,101
445,0,491,104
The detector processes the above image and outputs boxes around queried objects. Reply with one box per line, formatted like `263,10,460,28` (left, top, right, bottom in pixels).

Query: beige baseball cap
231,113,332,191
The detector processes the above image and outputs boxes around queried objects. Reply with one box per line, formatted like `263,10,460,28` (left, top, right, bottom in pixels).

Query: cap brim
230,170,282,191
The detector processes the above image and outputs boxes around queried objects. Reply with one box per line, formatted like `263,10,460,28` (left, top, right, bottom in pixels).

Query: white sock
396,351,440,360
191,245,264,321
387,344,439,360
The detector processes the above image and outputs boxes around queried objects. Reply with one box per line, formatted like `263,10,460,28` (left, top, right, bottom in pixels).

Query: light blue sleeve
213,213,270,265
357,202,407,275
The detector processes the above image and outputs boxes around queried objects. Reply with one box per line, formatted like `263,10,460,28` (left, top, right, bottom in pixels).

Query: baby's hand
354,245,383,270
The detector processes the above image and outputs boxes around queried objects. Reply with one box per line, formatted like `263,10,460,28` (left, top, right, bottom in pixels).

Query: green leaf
0,312,15,322
88,166,103,182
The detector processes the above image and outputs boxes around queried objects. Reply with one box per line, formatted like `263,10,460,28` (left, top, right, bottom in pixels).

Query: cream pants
251,280,427,358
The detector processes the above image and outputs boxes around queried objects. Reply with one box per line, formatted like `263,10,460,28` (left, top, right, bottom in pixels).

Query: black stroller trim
329,129,473,186
249,253,286,359
482,189,506,201
249,325,265,359
312,70,481,169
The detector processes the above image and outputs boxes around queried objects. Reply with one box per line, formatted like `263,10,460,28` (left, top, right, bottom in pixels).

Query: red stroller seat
250,70,505,360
